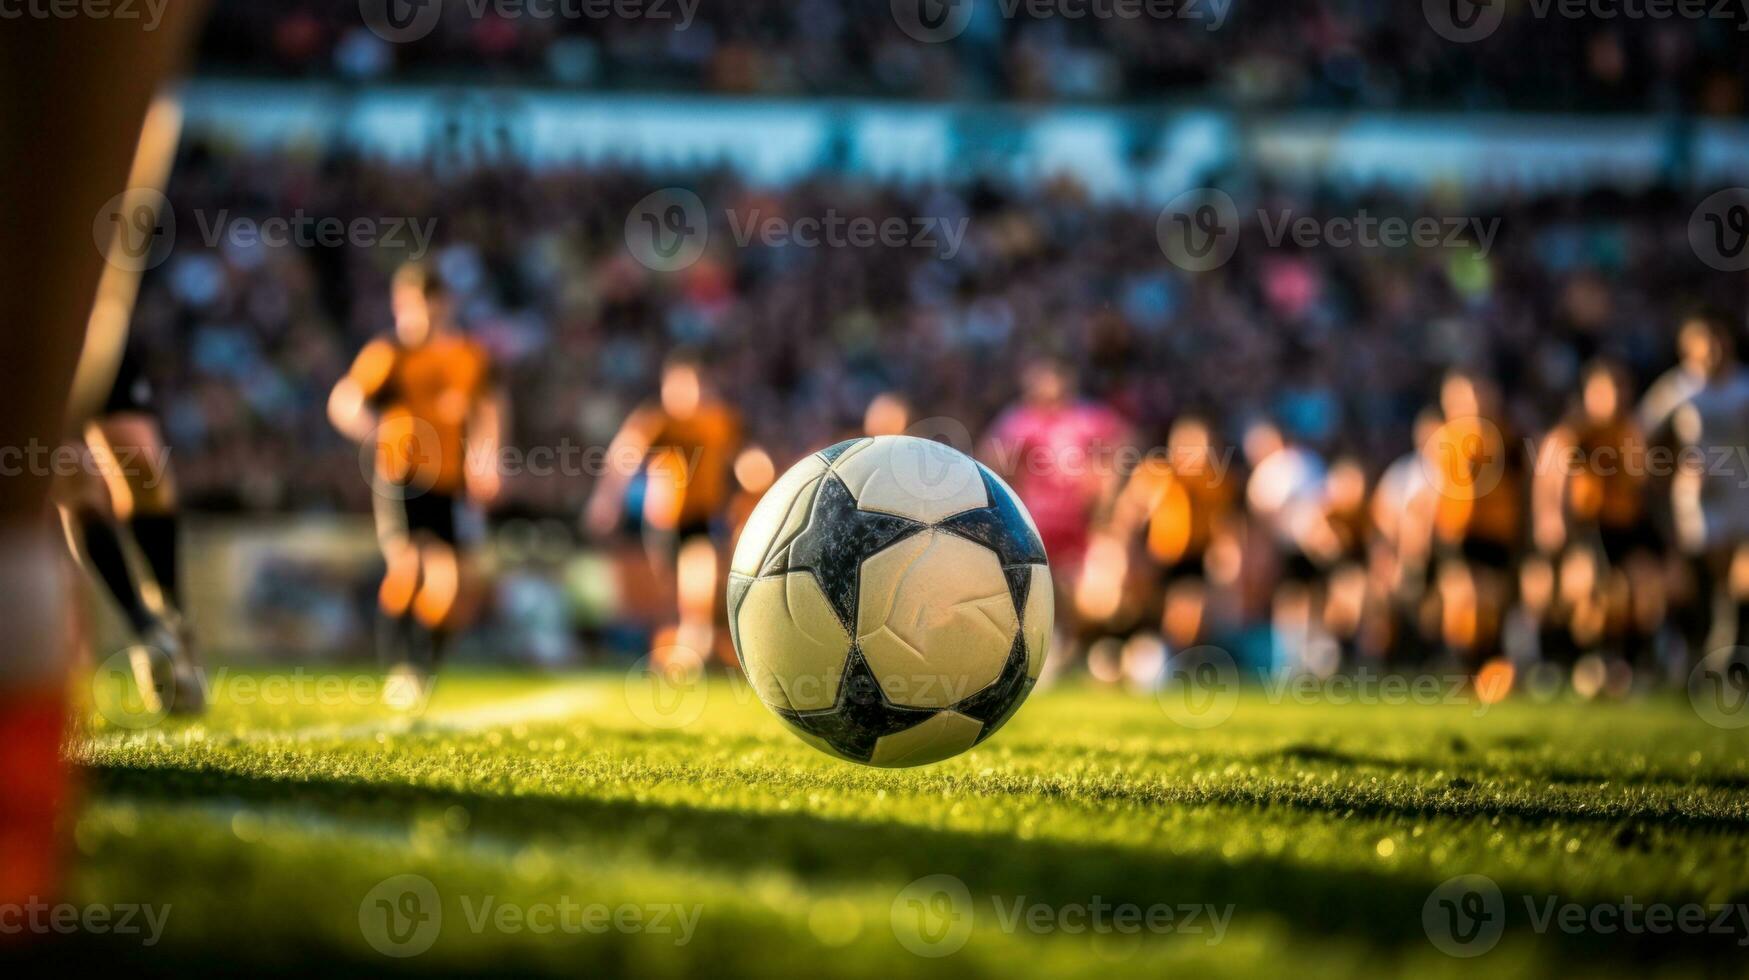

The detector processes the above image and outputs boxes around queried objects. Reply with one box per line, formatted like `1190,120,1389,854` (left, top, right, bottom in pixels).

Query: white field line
250,680,606,744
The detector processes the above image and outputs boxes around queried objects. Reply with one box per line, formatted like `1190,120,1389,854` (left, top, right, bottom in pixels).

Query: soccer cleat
137,623,207,717
382,662,432,714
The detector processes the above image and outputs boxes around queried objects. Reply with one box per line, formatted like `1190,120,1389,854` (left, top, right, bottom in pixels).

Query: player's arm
584,406,661,536
1530,425,1573,553
466,383,507,506
328,339,396,444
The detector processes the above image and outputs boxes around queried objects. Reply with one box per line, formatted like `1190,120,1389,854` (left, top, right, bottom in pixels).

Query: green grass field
52,668,1749,977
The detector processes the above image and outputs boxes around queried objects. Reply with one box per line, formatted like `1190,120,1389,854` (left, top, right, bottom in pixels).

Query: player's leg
411,537,462,669
373,481,423,670
97,414,185,616
62,447,157,638
0,3,207,915
674,528,719,670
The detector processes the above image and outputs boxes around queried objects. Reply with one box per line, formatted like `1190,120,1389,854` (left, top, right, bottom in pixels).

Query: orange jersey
1569,416,1645,529
1122,458,1234,565
348,335,493,495
630,401,741,529
1432,415,1523,547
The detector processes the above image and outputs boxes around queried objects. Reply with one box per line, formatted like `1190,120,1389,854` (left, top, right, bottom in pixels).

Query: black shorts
374,482,471,548
643,516,717,565
1457,538,1514,571
1597,522,1660,565
1280,550,1320,585
1158,551,1209,584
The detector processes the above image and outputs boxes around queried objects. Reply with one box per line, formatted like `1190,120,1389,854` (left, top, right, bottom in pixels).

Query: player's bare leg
671,534,718,674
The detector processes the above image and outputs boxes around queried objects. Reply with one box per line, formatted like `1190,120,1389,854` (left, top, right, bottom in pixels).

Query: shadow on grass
84,761,1749,970
1268,743,1749,796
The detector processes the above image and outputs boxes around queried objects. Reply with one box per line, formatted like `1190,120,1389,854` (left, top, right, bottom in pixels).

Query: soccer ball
728,435,1052,767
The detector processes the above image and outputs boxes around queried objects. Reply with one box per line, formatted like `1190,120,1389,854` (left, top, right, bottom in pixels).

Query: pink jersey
985,402,1129,564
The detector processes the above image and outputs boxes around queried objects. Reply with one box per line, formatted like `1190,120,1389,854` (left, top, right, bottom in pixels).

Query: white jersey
1671,369,1749,552
1247,446,1328,549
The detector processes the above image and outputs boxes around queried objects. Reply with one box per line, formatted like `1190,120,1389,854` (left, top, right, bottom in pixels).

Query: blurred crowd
197,0,1748,112
129,138,1749,683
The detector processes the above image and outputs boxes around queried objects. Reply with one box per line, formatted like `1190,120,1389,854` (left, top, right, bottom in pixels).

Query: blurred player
1642,314,1749,658
1427,372,1526,669
1371,410,1444,666
329,263,504,697
1319,456,1373,664
61,341,204,715
1532,360,1658,670
1110,416,1236,651
1243,421,1336,673
586,353,742,668
0,3,205,916
982,358,1130,663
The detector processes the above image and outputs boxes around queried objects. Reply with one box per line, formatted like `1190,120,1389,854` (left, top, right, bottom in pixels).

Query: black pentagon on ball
774,635,1035,764
759,471,925,630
